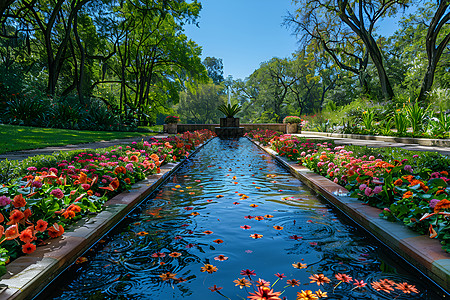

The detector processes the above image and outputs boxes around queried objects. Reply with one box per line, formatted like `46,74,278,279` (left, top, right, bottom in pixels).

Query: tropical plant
218,103,241,118
393,110,408,135
361,109,375,132
405,100,429,136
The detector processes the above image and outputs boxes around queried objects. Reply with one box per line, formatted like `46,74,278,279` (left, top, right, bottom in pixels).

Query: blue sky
184,1,414,81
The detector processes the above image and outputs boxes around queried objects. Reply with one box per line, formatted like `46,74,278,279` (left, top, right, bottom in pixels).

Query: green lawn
0,124,162,154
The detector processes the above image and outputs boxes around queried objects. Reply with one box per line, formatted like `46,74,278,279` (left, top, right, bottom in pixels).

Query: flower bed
245,129,450,252
0,129,216,276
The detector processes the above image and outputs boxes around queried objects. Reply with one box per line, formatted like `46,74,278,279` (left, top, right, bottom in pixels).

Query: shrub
164,116,180,124
283,116,302,124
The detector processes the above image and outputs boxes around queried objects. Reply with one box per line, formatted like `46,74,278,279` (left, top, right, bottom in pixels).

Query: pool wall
250,138,450,293
0,138,214,300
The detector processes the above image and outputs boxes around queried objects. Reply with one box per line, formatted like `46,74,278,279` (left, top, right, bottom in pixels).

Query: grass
0,124,161,154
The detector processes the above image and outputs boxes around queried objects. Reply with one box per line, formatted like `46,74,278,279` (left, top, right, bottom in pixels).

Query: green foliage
217,103,241,118
405,101,429,136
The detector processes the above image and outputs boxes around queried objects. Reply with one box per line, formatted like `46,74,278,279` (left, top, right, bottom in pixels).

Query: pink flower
364,187,374,197
359,184,367,191
50,188,64,199
0,196,12,206
430,199,440,208
373,186,383,194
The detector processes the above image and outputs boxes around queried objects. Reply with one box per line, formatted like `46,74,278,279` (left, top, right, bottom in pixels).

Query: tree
176,81,225,123
417,1,450,101
202,56,224,84
287,0,410,100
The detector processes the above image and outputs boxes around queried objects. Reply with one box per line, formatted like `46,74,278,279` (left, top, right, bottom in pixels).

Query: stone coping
250,139,450,294
0,138,214,300
301,130,450,147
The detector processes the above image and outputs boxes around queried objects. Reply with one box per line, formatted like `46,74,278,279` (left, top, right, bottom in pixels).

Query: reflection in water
41,138,443,299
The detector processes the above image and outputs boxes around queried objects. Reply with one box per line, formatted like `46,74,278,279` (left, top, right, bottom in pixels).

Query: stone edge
301,131,450,147
0,138,214,300
251,139,450,293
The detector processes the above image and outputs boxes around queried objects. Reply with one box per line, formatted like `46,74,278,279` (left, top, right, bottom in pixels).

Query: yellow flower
292,262,307,269
296,290,318,300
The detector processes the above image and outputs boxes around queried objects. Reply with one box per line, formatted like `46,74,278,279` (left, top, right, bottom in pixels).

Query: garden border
0,138,214,300
301,131,450,147
250,138,450,294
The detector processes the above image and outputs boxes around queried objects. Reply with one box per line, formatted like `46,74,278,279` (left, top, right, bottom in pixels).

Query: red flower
19,228,35,244
13,194,27,208
47,223,64,238
5,224,19,240
248,287,282,300
240,269,256,276
22,242,36,254
35,219,48,232
7,209,24,225
335,273,353,283
208,285,223,292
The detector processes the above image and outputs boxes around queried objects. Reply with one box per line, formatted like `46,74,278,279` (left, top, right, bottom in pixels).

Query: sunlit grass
0,124,159,154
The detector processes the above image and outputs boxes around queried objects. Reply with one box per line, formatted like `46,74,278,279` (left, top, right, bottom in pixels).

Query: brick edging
0,138,214,300
250,138,450,293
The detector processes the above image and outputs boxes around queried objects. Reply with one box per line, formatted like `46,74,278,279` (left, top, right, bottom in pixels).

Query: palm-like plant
218,103,241,118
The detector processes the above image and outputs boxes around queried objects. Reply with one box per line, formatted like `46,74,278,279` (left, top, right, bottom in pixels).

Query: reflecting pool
40,138,444,299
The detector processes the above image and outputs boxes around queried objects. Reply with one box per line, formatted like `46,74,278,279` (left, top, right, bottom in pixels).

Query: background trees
0,0,206,128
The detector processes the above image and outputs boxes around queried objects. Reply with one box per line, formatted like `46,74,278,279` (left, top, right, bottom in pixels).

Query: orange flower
394,179,403,186
5,224,19,240
124,178,131,184
62,210,76,219
250,233,263,239
201,264,218,273
35,220,48,232
48,223,64,238
309,274,330,285
68,204,81,212
7,210,24,225
23,208,32,220
434,199,450,213
79,172,88,184
19,228,35,244
0,213,3,223
402,175,414,182
130,155,139,162
365,171,373,177
441,171,449,176
348,169,355,176
111,179,120,190
22,242,36,254
114,166,126,174
12,194,27,208
402,191,414,199
150,153,160,162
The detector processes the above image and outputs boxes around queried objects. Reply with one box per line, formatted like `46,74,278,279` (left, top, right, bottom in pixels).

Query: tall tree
288,0,410,99
202,56,224,84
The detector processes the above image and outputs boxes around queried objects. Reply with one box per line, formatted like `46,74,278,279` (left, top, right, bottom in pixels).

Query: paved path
0,135,169,161
294,132,450,156
1,132,449,162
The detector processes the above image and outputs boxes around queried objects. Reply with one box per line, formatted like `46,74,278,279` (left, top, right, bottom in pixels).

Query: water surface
41,138,442,299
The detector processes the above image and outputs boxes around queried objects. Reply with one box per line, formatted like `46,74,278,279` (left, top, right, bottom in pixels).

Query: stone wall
174,123,287,134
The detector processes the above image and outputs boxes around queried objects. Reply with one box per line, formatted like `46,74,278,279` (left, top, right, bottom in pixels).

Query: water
40,138,444,299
